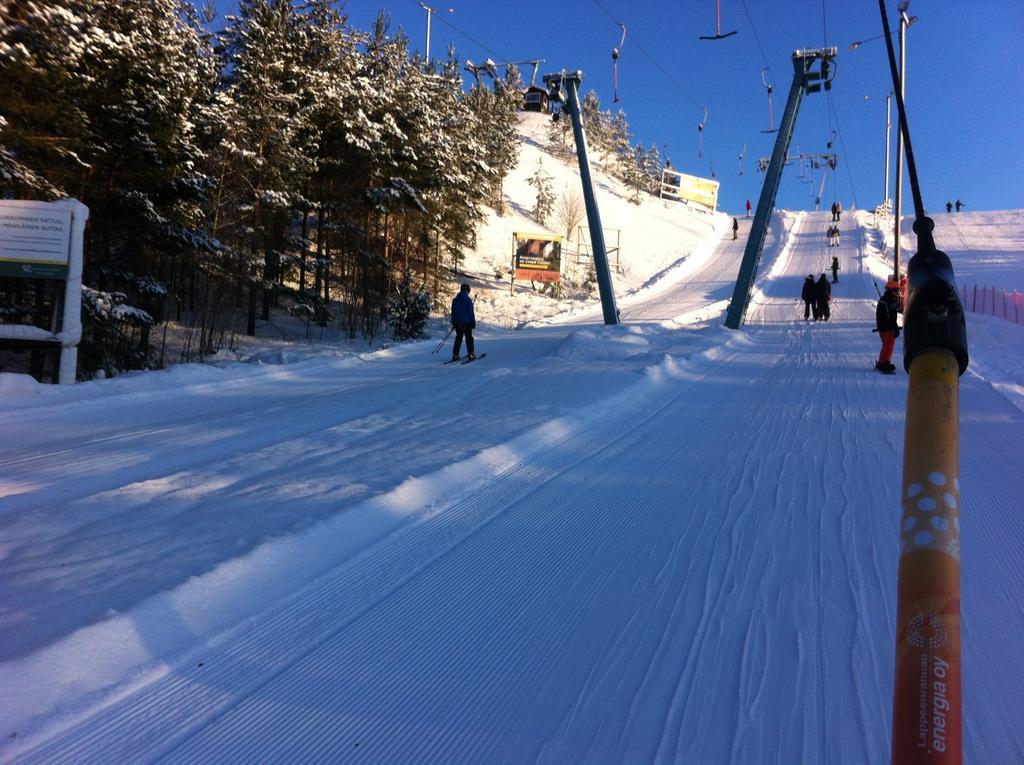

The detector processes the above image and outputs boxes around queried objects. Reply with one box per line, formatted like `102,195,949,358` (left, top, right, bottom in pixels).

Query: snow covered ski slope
2,212,1023,763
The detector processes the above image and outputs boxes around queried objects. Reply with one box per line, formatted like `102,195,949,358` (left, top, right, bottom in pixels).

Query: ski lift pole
815,165,828,211
544,70,619,325
892,217,968,765
877,2,969,761
612,23,626,104
761,67,776,131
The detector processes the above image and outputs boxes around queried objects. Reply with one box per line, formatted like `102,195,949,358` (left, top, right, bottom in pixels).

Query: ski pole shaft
891,349,962,764
432,327,453,353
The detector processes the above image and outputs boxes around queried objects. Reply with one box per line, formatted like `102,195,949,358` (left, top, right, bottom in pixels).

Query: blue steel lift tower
543,70,620,325
725,48,837,329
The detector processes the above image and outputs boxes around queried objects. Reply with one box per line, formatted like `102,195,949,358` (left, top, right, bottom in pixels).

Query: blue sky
214,1,1023,218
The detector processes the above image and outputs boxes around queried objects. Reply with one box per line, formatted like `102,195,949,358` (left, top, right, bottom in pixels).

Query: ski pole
431,327,453,354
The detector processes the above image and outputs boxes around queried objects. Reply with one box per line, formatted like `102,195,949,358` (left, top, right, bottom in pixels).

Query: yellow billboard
660,169,719,212
676,172,719,211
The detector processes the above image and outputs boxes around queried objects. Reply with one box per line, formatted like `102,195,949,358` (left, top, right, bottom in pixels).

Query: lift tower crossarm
725,47,836,329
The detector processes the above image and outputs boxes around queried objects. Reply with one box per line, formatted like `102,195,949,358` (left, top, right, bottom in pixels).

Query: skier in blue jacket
450,283,476,361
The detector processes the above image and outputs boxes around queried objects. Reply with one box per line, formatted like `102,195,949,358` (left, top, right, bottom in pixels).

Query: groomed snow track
5,212,1023,763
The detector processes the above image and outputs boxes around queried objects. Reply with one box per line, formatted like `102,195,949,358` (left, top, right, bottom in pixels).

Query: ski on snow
442,353,486,365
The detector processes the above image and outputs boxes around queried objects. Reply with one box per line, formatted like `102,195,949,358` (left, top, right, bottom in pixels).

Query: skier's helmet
460,283,471,293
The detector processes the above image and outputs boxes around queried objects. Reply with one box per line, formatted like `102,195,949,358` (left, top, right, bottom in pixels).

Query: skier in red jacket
875,287,900,372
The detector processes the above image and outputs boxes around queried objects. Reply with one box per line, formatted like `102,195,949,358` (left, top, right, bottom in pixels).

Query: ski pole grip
902,218,969,375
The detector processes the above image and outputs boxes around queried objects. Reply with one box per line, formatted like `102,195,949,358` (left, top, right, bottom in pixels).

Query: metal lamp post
850,8,917,280
892,3,917,281
418,3,453,65
865,92,894,209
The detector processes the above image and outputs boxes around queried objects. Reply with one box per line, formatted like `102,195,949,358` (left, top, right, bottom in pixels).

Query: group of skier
830,201,842,221
945,199,964,214
825,224,840,248
451,198,902,374
801,273,833,321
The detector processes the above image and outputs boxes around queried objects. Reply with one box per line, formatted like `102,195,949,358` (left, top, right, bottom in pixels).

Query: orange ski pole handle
892,349,961,764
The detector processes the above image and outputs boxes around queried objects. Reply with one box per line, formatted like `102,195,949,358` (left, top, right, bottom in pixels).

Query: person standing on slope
732,217,739,240
956,199,964,212
875,286,900,372
745,198,752,218
830,201,839,222
816,273,832,321
802,274,817,320
831,255,840,283
450,283,476,362
946,201,953,214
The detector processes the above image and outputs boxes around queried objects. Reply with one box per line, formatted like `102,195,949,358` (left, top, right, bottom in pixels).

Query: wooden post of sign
56,199,88,384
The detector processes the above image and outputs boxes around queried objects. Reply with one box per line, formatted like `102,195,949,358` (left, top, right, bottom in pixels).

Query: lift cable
591,0,750,149
741,1,778,133
827,98,859,210
740,0,773,75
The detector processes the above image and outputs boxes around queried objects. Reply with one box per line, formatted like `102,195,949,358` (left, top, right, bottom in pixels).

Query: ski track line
1,328,555,470
14,329,745,765
648,348,797,760
0,352,368,423
0,350,515,497
2,347,572,546
145,352,749,764
8,335,745,765
513,372,802,764
2,376,577,737
186,335,770,765
13,451,570,763
2,367,567,658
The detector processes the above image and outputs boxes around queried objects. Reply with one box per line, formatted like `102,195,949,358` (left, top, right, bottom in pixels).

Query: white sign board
0,202,73,279
0,198,88,383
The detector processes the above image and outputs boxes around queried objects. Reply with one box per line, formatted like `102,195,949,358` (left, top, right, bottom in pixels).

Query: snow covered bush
78,286,155,379
387,274,432,341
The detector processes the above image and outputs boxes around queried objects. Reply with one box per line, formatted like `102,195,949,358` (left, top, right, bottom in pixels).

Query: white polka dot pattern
900,473,960,560
906,613,948,649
